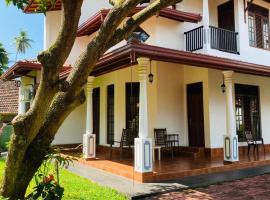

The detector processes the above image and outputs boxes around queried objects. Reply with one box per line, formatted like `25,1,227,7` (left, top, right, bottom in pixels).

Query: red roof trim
77,8,202,37
1,60,71,80
60,42,270,78
24,0,62,14
4,43,270,80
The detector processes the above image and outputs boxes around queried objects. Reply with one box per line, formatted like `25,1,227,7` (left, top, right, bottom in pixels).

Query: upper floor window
127,27,149,43
248,4,269,50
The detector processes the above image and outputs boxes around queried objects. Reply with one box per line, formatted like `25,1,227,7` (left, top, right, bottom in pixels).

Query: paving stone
146,173,270,200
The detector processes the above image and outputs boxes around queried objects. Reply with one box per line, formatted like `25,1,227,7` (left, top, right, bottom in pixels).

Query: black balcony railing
185,26,239,54
209,26,238,54
184,26,204,52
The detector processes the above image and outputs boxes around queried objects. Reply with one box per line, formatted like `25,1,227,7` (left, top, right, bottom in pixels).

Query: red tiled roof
0,80,19,114
24,0,62,13
77,8,202,37
1,60,71,80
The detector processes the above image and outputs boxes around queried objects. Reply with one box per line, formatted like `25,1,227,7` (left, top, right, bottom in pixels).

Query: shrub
26,149,75,200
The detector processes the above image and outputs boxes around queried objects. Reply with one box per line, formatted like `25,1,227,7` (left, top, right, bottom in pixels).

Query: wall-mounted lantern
148,60,154,84
221,74,226,93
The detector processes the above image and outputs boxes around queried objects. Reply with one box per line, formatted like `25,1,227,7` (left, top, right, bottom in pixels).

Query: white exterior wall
41,0,270,145
91,65,157,146
44,0,270,67
53,103,86,144
208,69,270,148
49,60,270,147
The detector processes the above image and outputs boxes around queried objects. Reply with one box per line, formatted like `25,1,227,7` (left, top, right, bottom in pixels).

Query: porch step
178,146,205,158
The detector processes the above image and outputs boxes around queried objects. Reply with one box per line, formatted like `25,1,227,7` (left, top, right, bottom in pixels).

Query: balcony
184,26,239,54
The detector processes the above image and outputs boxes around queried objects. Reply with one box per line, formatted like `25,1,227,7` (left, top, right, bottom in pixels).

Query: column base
135,138,153,173
223,135,239,162
83,133,96,159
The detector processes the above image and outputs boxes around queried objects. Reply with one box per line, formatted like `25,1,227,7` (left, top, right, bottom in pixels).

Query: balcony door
218,0,235,31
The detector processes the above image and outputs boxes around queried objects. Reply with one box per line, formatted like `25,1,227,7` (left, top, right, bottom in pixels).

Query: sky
0,1,43,66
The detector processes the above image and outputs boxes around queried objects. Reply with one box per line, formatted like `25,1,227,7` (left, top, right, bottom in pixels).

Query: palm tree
0,43,8,75
13,31,33,61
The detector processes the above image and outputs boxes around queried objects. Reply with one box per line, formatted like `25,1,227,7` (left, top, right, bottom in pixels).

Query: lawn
0,159,127,200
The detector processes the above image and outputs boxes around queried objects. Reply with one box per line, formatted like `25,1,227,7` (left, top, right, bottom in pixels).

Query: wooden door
218,0,235,31
93,88,100,145
187,82,205,147
126,82,140,137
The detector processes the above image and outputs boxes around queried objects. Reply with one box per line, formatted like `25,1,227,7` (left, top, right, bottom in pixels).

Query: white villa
3,0,270,182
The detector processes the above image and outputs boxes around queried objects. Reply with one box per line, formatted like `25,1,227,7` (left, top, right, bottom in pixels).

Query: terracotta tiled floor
147,173,270,200
65,150,270,182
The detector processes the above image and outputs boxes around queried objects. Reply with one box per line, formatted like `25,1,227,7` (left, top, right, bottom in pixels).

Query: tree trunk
1,90,83,199
0,0,181,199
1,132,49,199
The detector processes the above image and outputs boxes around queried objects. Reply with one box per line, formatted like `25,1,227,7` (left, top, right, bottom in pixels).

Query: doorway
93,87,100,145
235,84,261,141
187,82,205,147
218,0,235,31
126,82,140,137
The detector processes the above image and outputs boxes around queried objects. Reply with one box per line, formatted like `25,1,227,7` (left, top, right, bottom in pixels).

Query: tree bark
1,0,182,199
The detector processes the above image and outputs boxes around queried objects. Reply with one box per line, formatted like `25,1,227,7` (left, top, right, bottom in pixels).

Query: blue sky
0,1,43,65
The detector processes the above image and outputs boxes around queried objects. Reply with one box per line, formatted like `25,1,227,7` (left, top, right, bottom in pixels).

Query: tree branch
38,0,83,73
15,0,84,145
109,0,126,6
109,0,183,48
66,0,145,95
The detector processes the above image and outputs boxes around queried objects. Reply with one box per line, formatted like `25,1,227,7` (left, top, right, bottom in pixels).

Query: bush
26,149,75,200
0,125,13,151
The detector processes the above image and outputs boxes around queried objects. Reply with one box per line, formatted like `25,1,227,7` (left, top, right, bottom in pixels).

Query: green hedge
0,125,13,151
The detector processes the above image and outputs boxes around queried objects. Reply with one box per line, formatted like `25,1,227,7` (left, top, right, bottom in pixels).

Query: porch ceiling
77,8,202,37
0,60,71,80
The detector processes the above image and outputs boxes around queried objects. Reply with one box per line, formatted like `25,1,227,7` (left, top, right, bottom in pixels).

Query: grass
0,159,127,200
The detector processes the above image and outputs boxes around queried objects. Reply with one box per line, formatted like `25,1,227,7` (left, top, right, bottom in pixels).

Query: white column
223,71,239,162
83,76,96,159
203,0,211,53
135,57,153,173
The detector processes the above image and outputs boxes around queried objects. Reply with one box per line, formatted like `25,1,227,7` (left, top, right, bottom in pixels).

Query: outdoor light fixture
221,75,226,93
148,60,154,83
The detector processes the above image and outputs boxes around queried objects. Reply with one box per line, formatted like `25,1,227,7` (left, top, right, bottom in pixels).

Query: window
248,4,269,49
20,85,34,113
235,84,261,141
107,85,114,144
126,83,140,137
248,14,256,46
127,27,149,43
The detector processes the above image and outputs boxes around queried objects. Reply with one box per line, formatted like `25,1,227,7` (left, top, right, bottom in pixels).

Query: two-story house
3,0,270,182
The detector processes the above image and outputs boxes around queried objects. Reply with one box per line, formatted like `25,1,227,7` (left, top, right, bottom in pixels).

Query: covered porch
63,146,270,182
75,42,270,182
5,43,270,182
